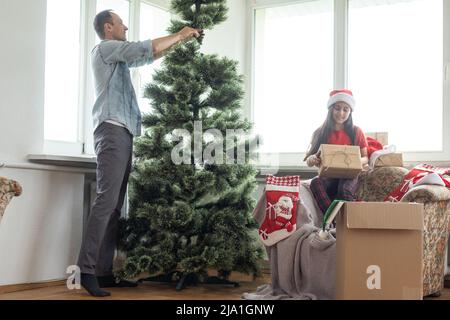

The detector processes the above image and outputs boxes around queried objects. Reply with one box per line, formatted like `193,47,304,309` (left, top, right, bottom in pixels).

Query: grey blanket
242,183,337,300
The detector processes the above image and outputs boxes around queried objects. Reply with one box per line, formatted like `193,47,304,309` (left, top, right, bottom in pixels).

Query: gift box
318,144,362,179
374,153,403,167
365,132,388,146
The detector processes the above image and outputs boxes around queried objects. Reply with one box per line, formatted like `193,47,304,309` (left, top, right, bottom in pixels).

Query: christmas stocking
385,164,450,202
258,175,300,246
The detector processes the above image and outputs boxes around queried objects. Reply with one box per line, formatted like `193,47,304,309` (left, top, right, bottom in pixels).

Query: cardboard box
374,153,403,167
366,132,389,146
335,202,424,300
318,144,362,179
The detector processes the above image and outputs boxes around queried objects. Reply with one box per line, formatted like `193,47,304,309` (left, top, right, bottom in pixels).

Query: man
77,10,203,297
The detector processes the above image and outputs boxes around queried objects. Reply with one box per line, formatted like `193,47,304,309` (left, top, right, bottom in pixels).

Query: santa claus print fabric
258,175,300,246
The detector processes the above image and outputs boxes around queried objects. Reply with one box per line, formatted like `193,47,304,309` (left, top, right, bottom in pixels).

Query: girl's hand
314,151,322,167
314,153,322,167
307,154,321,167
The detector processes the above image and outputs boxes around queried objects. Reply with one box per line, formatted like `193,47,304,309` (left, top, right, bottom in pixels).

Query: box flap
345,202,423,231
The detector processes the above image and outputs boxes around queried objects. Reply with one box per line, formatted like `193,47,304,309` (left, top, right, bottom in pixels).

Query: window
44,0,82,147
136,2,171,114
348,0,443,153
43,0,170,155
251,0,450,165
253,0,334,154
96,0,130,46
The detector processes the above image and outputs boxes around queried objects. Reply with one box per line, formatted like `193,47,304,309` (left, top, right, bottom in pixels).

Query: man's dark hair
94,10,114,40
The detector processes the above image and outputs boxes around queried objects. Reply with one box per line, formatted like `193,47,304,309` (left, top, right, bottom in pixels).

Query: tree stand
139,271,240,291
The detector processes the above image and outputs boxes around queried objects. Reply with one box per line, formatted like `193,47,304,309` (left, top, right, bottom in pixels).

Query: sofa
0,176,22,223
355,166,450,297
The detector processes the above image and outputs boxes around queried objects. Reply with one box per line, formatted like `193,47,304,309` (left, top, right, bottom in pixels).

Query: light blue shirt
91,39,154,136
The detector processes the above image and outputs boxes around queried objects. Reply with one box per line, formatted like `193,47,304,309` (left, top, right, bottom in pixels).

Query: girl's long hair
303,107,356,161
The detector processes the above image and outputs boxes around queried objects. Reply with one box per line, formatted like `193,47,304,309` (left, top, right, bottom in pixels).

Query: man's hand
152,27,204,60
178,27,204,41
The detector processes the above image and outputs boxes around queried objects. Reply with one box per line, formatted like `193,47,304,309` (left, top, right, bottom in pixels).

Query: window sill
255,161,450,180
27,154,97,170
255,165,318,180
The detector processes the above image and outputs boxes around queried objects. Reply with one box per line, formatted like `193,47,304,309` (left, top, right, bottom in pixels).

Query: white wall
0,0,250,286
0,0,85,286
0,0,46,164
0,168,84,286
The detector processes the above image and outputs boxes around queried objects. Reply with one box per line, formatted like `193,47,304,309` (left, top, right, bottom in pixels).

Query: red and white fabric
258,175,300,246
385,164,450,202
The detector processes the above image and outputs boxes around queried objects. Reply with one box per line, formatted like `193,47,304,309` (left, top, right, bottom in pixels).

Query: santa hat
327,89,355,111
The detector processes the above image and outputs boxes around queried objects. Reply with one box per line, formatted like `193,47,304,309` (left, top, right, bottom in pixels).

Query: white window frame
43,0,85,155
248,0,450,168
44,0,171,156
129,0,173,119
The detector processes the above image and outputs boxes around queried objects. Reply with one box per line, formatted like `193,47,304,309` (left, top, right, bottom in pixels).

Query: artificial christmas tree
117,0,264,290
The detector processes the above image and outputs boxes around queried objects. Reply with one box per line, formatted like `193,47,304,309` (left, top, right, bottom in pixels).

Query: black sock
97,275,138,288
80,273,111,297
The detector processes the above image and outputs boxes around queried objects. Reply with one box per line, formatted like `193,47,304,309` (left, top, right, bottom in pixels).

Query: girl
304,89,369,214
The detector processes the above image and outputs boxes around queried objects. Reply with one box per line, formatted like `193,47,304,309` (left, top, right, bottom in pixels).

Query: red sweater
327,126,367,149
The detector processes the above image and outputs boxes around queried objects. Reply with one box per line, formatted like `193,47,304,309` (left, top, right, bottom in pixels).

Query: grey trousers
77,122,132,276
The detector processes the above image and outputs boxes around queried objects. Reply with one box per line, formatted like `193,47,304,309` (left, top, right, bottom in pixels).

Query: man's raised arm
152,26,203,60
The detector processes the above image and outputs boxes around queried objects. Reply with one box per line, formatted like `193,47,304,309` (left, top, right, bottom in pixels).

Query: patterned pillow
356,167,407,202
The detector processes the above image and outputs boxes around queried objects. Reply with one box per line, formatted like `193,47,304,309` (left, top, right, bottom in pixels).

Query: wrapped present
365,132,388,146
318,144,362,179
374,153,403,167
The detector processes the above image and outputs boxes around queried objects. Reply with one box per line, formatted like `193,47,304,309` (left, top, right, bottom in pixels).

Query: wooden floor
1,272,449,300
0,272,271,300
